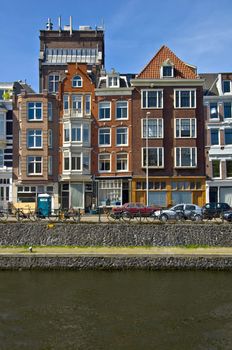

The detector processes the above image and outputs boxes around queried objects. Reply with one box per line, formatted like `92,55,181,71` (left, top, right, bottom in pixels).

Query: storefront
97,178,131,207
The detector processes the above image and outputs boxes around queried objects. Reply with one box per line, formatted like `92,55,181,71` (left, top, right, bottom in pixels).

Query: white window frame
72,75,82,88
98,153,111,172
0,149,3,168
98,128,111,147
63,151,70,171
64,123,70,143
71,154,82,171
212,159,221,179
116,127,128,146
98,101,111,120
116,101,128,120
71,124,82,143
161,65,174,78
141,147,164,168
175,147,197,168
72,95,82,115
141,89,163,109
223,80,231,94
210,128,220,146
141,118,163,138
27,102,43,121
224,101,232,119
116,153,128,172
0,113,6,139
209,102,219,120
27,129,43,149
107,76,119,88
85,95,91,115
27,156,43,175
174,89,196,109
175,118,197,138
48,74,59,93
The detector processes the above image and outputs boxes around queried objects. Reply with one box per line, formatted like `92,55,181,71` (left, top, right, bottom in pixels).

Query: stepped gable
137,45,198,79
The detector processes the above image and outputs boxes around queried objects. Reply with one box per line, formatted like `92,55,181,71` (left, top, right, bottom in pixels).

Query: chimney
46,18,53,31
58,16,62,32
70,16,73,36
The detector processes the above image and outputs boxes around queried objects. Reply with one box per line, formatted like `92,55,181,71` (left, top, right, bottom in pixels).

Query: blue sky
0,0,232,91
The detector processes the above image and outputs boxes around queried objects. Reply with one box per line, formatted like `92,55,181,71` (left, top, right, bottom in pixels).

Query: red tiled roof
137,45,198,79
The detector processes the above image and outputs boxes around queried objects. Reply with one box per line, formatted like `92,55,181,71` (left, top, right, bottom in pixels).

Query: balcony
64,109,83,118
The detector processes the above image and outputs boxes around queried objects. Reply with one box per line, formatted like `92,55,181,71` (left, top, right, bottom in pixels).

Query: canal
1,270,232,349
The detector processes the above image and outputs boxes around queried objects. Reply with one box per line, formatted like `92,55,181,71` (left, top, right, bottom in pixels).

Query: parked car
112,202,160,220
153,204,202,222
202,203,231,220
222,210,232,222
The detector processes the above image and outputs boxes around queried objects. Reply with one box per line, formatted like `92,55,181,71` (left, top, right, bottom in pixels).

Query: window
108,76,119,87
0,113,5,139
48,74,59,93
83,154,90,171
116,153,128,171
0,150,3,167
226,160,232,177
64,125,70,142
175,148,197,167
72,75,82,88
64,152,69,170
212,160,220,178
175,118,196,138
162,65,173,77
142,147,164,168
48,129,52,148
71,126,81,142
225,129,232,144
99,154,111,172
27,102,43,121
209,102,218,119
224,102,232,118
27,156,42,175
223,81,231,93
71,155,81,170
48,156,52,175
142,90,163,108
85,95,91,115
64,95,69,111
116,101,128,119
99,128,111,146
175,90,196,108
116,127,128,146
48,102,53,121
83,124,89,143
72,95,82,113
210,129,219,145
142,118,163,138
27,130,42,148
99,102,111,120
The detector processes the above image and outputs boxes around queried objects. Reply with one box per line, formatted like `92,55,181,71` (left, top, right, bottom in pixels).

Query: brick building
200,73,232,205
59,63,95,210
130,46,206,207
12,90,59,209
93,70,134,206
39,18,104,94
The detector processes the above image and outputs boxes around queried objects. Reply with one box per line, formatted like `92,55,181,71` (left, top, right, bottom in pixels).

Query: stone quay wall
0,223,232,247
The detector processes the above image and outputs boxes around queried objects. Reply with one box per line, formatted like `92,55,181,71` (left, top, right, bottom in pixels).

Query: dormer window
161,59,174,78
72,75,82,88
223,80,231,94
107,76,119,88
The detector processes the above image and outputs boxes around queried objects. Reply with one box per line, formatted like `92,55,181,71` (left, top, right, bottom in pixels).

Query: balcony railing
64,109,83,118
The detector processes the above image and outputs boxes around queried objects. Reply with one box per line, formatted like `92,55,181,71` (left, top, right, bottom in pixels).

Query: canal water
1,270,232,350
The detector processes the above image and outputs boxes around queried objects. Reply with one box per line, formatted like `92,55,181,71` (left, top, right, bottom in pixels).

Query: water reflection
1,270,232,349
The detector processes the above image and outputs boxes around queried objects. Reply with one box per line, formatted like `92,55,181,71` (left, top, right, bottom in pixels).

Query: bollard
78,208,81,223
98,207,101,223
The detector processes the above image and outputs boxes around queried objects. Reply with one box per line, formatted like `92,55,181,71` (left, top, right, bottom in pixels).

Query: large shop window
148,192,166,207
98,179,122,206
172,192,192,205
71,183,84,208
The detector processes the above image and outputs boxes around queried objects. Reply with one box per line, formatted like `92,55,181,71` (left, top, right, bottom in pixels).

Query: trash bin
37,194,51,217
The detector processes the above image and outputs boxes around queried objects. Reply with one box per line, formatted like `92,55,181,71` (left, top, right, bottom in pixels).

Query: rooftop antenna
58,16,62,32
70,16,73,36
46,18,53,31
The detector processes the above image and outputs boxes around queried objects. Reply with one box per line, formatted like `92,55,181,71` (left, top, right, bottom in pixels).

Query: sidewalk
1,246,232,256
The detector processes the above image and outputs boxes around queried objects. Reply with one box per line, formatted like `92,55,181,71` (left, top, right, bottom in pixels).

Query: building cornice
130,79,205,87
95,88,133,96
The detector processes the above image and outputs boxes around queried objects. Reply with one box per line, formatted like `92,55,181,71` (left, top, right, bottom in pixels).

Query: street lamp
146,111,150,206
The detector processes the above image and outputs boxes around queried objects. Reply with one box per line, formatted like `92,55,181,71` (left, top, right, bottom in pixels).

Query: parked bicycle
0,209,9,223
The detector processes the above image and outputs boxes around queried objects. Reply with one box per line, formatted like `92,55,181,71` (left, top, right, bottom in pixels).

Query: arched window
72,75,82,88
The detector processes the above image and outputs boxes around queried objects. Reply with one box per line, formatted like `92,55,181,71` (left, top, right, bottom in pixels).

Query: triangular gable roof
137,45,197,79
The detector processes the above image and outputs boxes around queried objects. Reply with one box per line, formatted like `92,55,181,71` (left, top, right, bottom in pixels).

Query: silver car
153,204,202,222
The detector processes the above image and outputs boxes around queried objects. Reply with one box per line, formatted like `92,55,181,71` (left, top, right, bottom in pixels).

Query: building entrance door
209,187,218,203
